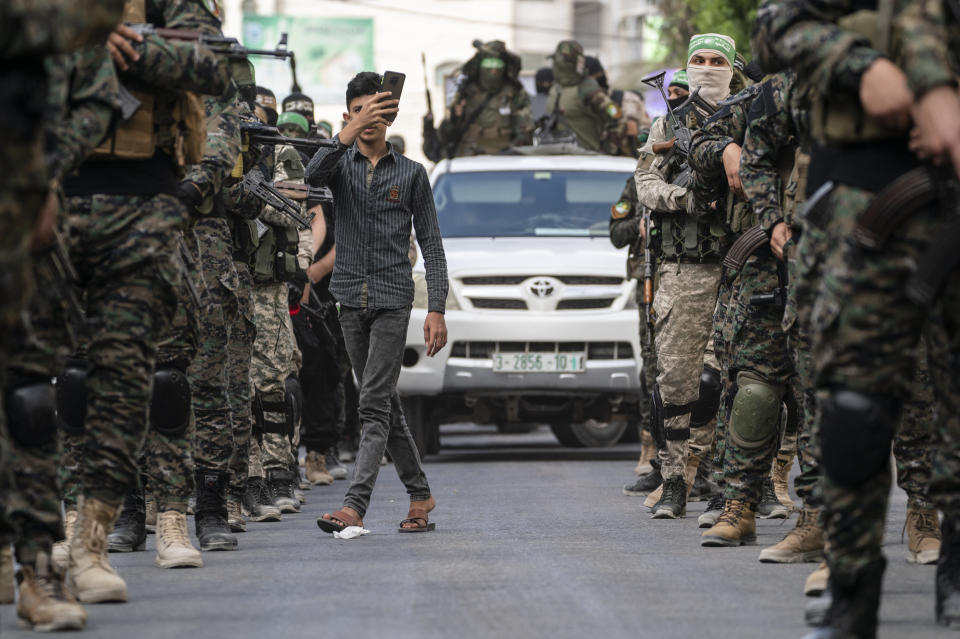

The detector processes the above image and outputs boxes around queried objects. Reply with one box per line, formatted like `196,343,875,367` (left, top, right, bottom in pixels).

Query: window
573,1,603,49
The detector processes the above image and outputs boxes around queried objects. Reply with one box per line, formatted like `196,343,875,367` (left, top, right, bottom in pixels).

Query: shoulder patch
611,201,632,219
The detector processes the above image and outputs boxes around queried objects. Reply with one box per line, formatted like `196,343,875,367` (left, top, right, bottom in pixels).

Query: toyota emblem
529,278,555,297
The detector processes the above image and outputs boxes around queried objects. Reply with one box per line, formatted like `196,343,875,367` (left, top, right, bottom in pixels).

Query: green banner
243,16,374,103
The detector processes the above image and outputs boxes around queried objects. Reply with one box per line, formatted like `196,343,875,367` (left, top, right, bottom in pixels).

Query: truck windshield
432,170,631,238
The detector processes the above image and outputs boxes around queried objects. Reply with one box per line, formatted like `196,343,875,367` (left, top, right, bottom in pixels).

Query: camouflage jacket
740,71,811,232
427,80,533,161
752,0,957,110
547,75,631,156
0,0,124,57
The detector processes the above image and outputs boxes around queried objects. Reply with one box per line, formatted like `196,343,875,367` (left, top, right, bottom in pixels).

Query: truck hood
429,236,627,277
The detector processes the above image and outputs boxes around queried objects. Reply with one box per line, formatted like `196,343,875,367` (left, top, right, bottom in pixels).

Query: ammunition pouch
4,380,58,447
150,364,191,437
56,359,89,435
690,365,722,428
854,167,938,249
252,224,299,284
655,215,727,263
231,218,260,263
721,225,769,273
820,389,898,486
173,91,206,167
92,88,157,160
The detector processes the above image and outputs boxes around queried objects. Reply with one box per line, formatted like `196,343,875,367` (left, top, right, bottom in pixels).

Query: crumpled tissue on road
333,526,371,540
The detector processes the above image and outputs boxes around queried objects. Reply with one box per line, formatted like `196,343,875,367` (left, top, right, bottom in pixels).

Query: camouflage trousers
0,187,43,350
712,254,799,505
250,282,301,475
188,218,239,475
65,193,186,506
653,261,721,480
227,261,256,496
637,292,658,440
810,181,958,579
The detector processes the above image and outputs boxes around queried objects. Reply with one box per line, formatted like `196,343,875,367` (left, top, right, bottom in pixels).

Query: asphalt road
0,424,952,639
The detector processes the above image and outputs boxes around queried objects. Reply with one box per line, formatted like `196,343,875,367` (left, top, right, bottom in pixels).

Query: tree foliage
652,0,762,66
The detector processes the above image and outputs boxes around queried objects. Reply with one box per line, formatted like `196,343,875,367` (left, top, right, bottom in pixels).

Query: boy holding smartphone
306,72,448,534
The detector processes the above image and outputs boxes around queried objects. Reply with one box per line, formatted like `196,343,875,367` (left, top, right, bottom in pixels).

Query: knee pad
55,359,88,435
150,365,191,437
729,374,783,450
4,381,57,446
284,376,302,439
820,390,898,487
691,365,722,428
255,389,291,437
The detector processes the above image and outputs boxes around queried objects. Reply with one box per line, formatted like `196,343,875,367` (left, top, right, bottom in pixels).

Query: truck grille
556,298,617,310
450,341,634,360
461,275,623,286
468,298,528,310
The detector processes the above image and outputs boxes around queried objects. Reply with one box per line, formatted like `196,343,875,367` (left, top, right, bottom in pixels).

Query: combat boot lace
772,455,795,511
937,514,960,627
325,447,349,480
805,560,830,597
905,505,940,565
155,510,203,569
701,499,756,546
0,544,14,604
305,451,334,485
651,476,687,519
756,478,789,519
267,468,301,513
758,506,824,563
51,509,77,573
66,496,128,603
624,463,662,497
241,477,282,522
698,493,724,529
145,497,157,534
802,557,884,639
194,471,238,551
16,552,87,631
227,495,246,533
107,489,146,552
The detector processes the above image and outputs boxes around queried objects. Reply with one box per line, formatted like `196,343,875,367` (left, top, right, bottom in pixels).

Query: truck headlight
412,272,460,311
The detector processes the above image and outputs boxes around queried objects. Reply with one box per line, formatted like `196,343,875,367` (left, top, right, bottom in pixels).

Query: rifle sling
854,167,937,249
721,225,768,271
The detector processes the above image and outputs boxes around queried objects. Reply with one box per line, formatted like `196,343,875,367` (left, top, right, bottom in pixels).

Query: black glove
177,180,204,211
287,269,308,307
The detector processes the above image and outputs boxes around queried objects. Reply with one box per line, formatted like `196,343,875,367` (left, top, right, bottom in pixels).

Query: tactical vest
784,149,811,226
551,82,604,152
251,222,299,284
91,0,206,165
461,85,518,155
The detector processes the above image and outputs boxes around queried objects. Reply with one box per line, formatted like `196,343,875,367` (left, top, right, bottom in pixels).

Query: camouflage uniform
753,0,959,627
547,41,632,156
424,41,533,161
61,1,231,508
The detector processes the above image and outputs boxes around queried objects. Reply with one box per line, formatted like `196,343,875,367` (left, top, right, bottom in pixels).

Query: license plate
491,352,586,373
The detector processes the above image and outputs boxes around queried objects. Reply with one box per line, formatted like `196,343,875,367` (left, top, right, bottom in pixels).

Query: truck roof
430,152,638,176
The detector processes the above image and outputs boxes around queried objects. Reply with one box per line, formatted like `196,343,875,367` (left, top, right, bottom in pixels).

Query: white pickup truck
398,151,642,453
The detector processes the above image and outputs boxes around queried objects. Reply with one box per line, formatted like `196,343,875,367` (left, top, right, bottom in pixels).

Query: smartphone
379,71,405,123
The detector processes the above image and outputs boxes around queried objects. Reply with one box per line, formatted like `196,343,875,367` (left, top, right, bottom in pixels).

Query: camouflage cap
475,40,508,57
551,40,584,61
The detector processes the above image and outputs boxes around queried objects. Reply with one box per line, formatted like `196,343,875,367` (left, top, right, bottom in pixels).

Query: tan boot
155,511,203,569
643,483,663,509
0,544,14,604
305,451,334,486
66,497,128,603
227,496,246,533
771,455,796,511
905,505,941,564
804,560,829,596
758,506,824,563
51,509,77,573
16,552,87,631
145,497,157,534
634,430,656,475
701,499,757,546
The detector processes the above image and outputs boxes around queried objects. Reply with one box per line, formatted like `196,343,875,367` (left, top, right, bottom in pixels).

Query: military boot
145,497,157,534
757,477,789,519
634,430,656,476
16,552,87,631
107,489,146,552
267,468,301,513
289,462,306,504
227,493,246,533
155,510,203,568
806,560,830,597
772,454,796,511
194,470,238,551
51,509,77,573
905,504,940,565
624,460,662,497
651,476,686,519
937,514,960,627
325,447,349,480
241,476,282,522
305,451,334,485
701,500,756,546
759,506,824,563
698,492,724,528
66,496,128,603
802,558,884,639
689,457,715,502
0,544,14,604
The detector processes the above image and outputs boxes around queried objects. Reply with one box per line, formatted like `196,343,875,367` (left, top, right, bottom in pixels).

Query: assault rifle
240,121,339,155
275,181,334,209
175,236,204,312
128,25,302,90
242,172,311,230
640,206,656,350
